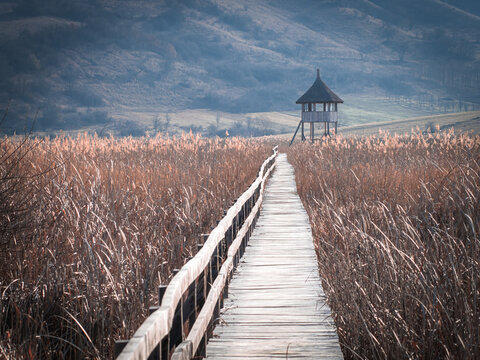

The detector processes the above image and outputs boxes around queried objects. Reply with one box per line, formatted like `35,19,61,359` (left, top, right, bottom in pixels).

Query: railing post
242,233,247,254
222,236,226,261
141,285,168,359
114,340,129,358
159,285,167,304
216,243,220,278
227,225,232,247
194,278,198,319
234,212,239,239
203,265,208,305
161,336,168,359
196,333,207,358
197,236,205,316
170,301,182,353
224,273,229,300
214,297,220,326
181,295,185,341
147,343,160,360
166,269,182,354
209,254,213,292
185,281,196,334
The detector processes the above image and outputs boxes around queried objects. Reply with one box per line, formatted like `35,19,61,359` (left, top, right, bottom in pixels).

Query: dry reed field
288,130,480,359
0,132,270,359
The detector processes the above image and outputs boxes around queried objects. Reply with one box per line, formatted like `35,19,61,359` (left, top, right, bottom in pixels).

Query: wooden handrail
116,146,278,360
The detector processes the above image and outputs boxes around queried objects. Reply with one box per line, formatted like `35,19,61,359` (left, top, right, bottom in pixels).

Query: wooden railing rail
116,146,278,360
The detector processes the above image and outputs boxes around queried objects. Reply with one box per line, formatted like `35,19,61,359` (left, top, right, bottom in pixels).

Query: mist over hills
0,0,479,134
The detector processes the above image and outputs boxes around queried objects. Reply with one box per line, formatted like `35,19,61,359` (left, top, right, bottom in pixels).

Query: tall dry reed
288,130,480,359
0,132,270,359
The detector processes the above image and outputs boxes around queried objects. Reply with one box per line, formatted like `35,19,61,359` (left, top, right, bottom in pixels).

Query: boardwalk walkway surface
206,154,343,359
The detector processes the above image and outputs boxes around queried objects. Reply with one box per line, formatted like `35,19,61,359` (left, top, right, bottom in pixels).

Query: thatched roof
296,69,343,104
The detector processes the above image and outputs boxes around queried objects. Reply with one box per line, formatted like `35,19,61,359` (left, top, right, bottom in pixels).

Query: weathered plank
206,153,343,359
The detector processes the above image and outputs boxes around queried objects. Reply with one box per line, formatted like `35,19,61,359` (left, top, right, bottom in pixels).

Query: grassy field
282,111,480,145
154,108,480,138
287,130,480,359
41,96,477,138
339,110,480,136
0,133,271,359
106,97,459,137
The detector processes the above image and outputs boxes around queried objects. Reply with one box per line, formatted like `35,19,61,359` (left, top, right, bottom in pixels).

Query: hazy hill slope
0,0,479,133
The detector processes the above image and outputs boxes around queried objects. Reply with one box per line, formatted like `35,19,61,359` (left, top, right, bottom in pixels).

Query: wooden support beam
114,340,129,358
159,285,167,304
147,343,160,360
161,337,168,359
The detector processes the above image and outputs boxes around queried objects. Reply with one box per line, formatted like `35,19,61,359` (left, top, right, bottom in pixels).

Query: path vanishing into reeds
206,154,343,359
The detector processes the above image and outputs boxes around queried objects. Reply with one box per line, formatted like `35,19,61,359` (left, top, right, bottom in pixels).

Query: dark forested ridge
0,0,479,133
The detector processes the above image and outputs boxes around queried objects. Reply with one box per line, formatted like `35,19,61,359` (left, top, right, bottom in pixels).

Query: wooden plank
206,154,343,359
289,120,303,146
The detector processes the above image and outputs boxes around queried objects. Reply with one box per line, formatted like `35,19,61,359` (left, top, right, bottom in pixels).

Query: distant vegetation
0,133,270,358
288,131,480,359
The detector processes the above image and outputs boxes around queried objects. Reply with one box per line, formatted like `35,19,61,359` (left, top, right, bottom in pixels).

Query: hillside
0,0,479,134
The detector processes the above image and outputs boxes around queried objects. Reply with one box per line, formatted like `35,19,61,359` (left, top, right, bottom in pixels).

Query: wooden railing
115,146,278,360
302,111,338,123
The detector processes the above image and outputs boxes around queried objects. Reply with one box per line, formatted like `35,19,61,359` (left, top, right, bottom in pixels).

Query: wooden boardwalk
206,154,343,359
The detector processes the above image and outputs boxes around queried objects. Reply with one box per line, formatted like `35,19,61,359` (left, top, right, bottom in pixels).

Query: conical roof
296,69,343,104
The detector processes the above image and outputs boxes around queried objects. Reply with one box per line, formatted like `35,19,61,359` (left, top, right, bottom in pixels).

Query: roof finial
316,68,320,79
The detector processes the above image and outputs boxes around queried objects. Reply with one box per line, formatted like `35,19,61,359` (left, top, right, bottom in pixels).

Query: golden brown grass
0,132,270,359
288,130,480,359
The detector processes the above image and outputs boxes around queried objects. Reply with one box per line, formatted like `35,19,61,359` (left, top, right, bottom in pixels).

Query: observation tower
290,69,343,145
